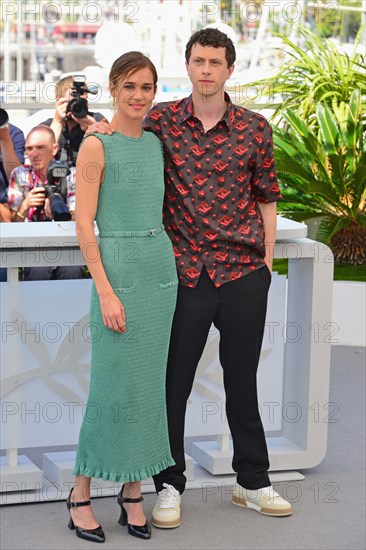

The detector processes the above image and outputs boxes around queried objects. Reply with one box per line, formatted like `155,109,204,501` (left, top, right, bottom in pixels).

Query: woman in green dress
67,51,177,543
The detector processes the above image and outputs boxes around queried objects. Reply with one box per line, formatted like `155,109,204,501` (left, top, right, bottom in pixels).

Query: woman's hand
99,290,126,333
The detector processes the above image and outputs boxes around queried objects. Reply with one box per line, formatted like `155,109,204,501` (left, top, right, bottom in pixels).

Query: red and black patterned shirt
144,93,281,288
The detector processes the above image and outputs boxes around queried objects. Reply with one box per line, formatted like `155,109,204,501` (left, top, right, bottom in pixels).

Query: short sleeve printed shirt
144,94,282,287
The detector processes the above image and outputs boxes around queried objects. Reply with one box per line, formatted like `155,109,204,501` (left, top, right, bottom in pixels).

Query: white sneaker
232,484,293,516
151,483,181,529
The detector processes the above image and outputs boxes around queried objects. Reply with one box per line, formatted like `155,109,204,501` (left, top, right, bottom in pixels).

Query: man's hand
12,187,46,221
0,125,23,179
264,258,273,275
0,203,11,223
23,186,46,210
50,97,69,143
258,202,276,276
53,97,69,124
44,197,52,219
72,114,101,132
84,119,114,136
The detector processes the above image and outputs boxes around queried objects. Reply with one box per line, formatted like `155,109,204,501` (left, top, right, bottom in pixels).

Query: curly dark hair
185,28,236,68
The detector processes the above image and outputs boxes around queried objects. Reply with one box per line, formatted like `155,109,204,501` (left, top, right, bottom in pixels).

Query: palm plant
274,89,366,265
240,27,366,130
235,25,366,265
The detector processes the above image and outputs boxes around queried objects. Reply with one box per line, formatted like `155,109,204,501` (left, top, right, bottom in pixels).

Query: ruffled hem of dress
72,456,175,482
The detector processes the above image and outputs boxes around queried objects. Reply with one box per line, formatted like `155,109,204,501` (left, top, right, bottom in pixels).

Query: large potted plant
238,27,366,265
273,89,366,265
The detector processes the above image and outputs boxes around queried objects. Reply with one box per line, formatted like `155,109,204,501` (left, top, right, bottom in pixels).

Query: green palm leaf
275,157,316,186
282,110,309,138
317,216,344,243
317,104,339,153
347,88,362,149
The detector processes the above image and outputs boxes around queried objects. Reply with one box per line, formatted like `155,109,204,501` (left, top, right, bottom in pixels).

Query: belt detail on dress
99,225,164,238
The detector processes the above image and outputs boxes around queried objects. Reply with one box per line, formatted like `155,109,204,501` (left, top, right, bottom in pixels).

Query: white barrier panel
0,219,335,500
1,274,286,448
1,280,92,449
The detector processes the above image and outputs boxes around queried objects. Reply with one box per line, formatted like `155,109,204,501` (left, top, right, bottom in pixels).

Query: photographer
7,125,84,280
41,74,105,166
0,108,25,223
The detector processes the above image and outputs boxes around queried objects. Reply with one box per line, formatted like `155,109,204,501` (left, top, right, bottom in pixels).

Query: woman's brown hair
109,51,158,97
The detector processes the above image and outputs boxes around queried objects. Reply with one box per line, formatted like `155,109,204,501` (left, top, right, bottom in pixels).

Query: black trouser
153,266,271,493
23,266,84,280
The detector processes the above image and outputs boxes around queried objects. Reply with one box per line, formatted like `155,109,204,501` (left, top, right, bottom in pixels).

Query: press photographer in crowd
42,74,105,166
7,125,84,280
0,107,25,223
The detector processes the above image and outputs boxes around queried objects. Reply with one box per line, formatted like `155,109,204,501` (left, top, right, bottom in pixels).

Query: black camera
0,107,9,128
45,160,71,221
66,75,97,119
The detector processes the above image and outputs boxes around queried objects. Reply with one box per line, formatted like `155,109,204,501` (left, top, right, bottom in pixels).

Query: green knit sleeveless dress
73,131,177,482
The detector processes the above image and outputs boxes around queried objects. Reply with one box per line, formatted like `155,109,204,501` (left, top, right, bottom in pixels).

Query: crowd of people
1,28,293,544
0,74,105,280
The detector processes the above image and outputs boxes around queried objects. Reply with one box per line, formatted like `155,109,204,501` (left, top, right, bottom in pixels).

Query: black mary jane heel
117,484,151,540
66,487,105,543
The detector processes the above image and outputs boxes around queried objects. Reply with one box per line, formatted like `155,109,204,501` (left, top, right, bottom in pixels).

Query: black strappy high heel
117,484,151,540
66,487,105,543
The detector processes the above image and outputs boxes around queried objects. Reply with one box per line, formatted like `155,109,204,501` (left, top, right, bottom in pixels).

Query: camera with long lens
66,75,97,119
44,160,71,221
0,107,9,128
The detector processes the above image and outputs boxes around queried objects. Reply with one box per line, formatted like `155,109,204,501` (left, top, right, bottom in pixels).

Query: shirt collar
25,164,45,184
178,92,235,130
